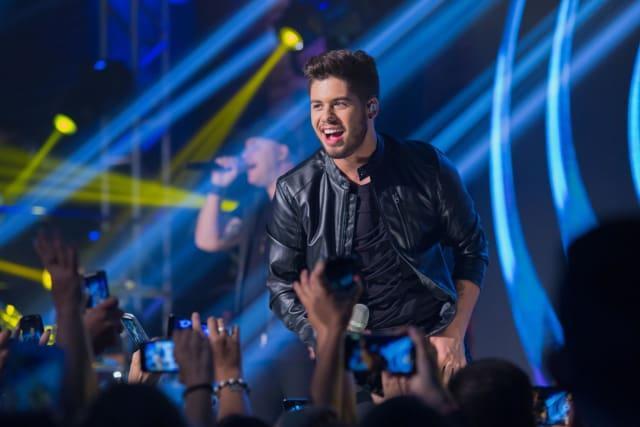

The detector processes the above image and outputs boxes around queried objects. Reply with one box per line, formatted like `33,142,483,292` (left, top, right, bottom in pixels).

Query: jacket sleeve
266,180,315,347
435,150,489,288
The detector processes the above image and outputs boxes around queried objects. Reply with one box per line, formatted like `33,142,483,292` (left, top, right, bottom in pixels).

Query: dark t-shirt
235,193,273,316
353,183,443,332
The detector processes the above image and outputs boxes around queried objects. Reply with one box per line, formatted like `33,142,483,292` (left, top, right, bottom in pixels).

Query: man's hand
0,330,10,374
128,349,161,385
211,156,240,188
84,297,124,355
408,327,454,413
293,260,361,338
205,316,242,381
173,318,213,387
39,328,52,346
429,327,466,385
381,371,410,401
34,230,83,309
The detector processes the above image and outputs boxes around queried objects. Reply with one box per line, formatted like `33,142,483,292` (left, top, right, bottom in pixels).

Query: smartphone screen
167,315,209,337
121,313,150,349
282,398,310,412
344,333,416,375
84,270,109,308
0,341,65,411
18,315,44,344
533,387,571,426
141,340,178,373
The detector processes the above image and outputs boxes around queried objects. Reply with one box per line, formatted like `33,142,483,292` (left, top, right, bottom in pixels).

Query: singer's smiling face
309,77,369,159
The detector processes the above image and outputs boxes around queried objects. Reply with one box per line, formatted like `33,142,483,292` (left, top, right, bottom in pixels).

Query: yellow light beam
0,260,49,289
0,182,205,209
170,43,289,174
0,145,203,202
3,130,63,202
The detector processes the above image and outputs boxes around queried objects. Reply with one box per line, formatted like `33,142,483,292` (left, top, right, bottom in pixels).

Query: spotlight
42,270,52,290
53,114,77,135
279,27,304,51
31,206,47,216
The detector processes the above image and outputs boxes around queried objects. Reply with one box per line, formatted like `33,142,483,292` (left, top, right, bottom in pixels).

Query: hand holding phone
533,387,572,426
282,398,310,412
167,314,209,337
84,270,109,308
121,313,150,349
141,340,178,373
345,332,416,375
18,315,44,344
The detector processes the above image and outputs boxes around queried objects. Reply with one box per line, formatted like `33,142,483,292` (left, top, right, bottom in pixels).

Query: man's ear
277,143,289,161
367,98,380,119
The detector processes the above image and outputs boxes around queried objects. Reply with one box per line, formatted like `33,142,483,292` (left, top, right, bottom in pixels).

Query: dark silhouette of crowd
1,218,637,427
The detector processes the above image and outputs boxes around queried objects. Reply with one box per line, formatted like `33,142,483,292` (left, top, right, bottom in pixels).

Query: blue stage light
88,230,101,242
628,44,640,202
0,0,277,246
546,0,597,249
490,0,564,385
410,0,605,151
93,59,107,71
459,0,640,182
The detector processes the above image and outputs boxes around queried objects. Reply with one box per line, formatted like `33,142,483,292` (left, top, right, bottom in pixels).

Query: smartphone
282,398,310,412
325,255,360,294
121,313,150,349
344,332,416,375
166,314,209,337
0,341,65,411
140,339,178,373
84,270,109,308
533,386,571,426
18,314,44,344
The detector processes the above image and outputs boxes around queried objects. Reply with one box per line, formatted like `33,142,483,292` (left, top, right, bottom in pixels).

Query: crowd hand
204,315,242,381
39,328,52,346
173,316,213,387
407,327,454,413
211,156,241,188
428,328,466,385
34,230,83,309
380,372,410,401
293,260,362,338
128,349,161,386
0,330,10,373
84,297,124,355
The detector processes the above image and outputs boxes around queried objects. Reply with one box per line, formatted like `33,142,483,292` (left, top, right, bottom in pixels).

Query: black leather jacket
266,134,488,346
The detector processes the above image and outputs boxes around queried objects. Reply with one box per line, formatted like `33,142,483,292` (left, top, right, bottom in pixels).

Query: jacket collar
322,133,386,188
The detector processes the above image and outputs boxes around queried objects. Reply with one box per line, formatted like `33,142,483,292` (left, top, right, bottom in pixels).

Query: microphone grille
348,304,369,333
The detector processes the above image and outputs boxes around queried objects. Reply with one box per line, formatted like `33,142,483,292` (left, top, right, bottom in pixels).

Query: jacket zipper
392,191,411,246
338,189,348,255
370,184,457,303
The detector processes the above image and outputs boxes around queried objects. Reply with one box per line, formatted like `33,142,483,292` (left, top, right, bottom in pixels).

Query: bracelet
183,383,213,398
213,377,250,396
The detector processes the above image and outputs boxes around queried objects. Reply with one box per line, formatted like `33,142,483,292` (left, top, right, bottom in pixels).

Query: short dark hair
448,359,535,427
303,49,379,103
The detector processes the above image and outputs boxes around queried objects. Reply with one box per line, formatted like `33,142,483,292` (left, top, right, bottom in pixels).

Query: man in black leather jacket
266,49,488,378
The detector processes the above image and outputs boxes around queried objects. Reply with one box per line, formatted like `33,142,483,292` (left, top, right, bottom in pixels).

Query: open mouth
322,128,345,145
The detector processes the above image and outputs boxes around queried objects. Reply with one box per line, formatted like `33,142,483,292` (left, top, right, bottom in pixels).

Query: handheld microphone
347,304,369,333
186,159,247,172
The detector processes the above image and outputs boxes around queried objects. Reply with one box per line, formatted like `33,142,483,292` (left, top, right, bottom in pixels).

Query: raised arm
195,157,243,252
